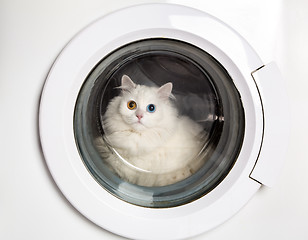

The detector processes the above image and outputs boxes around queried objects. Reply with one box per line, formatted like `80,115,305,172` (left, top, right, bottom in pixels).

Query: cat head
117,75,176,131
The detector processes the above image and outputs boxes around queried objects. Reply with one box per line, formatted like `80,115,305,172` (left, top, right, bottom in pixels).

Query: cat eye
146,104,156,113
127,100,137,110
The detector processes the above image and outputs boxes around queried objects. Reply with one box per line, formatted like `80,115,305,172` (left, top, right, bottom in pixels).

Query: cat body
98,75,205,186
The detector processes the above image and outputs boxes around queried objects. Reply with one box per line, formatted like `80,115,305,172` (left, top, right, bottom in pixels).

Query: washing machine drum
39,4,287,240
74,38,245,208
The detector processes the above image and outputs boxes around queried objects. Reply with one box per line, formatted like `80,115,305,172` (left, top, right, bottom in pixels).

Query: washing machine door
39,4,287,240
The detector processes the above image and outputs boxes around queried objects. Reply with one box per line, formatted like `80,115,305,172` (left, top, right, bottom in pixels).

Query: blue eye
146,104,156,113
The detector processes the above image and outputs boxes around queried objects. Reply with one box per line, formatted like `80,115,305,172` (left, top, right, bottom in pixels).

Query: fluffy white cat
96,75,205,186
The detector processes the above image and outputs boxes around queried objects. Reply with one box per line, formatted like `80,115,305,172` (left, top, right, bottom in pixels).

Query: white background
1,0,307,239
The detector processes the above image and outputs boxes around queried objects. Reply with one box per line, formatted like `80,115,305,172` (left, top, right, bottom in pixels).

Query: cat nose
136,114,143,120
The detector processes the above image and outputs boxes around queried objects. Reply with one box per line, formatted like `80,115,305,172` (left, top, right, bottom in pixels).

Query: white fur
96,75,205,186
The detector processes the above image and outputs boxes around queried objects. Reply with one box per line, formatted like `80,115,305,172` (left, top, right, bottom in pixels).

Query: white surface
1,0,308,239
39,4,264,239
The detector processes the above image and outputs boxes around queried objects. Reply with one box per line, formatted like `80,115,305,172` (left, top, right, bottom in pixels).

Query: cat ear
157,82,175,100
120,75,136,92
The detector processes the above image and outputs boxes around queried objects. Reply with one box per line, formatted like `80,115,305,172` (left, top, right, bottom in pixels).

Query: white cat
96,75,206,187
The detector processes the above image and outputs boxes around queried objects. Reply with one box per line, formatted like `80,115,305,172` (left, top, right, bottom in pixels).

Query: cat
95,75,206,187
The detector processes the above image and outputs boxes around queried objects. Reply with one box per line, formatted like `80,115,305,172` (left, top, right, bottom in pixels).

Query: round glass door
74,38,245,208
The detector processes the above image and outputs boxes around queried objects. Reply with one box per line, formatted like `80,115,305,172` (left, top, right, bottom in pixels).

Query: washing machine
2,1,301,240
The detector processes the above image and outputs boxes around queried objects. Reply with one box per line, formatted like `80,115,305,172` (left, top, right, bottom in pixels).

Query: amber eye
127,100,137,110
